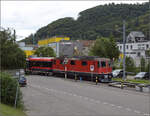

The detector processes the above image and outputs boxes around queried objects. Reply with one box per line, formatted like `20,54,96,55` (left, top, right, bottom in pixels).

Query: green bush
0,72,23,108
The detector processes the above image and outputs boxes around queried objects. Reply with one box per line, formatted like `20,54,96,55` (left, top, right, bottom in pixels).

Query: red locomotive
26,56,112,82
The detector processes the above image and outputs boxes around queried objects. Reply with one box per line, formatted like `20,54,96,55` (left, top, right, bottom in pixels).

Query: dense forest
22,2,150,44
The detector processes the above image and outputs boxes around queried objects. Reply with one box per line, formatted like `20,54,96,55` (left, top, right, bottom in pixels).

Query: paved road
21,75,150,116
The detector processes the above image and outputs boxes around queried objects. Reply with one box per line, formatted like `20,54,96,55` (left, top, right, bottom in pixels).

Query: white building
117,31,150,66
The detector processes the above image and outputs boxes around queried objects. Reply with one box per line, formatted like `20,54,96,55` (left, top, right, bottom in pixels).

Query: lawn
0,103,27,116
112,78,150,84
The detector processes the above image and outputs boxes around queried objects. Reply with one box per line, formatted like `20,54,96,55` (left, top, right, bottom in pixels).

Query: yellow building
24,50,35,58
38,37,70,46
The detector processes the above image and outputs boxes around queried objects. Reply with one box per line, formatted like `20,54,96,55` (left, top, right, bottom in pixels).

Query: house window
146,44,149,49
120,46,122,50
81,61,87,66
137,52,141,57
130,45,132,49
126,45,128,49
70,60,75,65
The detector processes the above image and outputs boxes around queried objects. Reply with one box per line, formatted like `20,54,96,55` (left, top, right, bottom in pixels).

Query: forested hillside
22,2,149,44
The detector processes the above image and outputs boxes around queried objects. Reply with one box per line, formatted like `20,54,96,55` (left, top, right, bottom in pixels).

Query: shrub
0,72,23,108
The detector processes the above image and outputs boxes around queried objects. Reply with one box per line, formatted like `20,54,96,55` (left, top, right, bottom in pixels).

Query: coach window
70,60,75,65
81,61,87,66
48,62,52,67
101,61,106,67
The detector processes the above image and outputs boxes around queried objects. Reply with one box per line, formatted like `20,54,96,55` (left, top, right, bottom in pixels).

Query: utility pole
32,35,34,45
13,29,16,42
123,20,126,81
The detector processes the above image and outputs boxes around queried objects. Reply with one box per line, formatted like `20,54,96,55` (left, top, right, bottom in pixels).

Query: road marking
83,97,88,100
116,106,122,109
103,102,108,105
125,108,132,111
143,113,150,116
134,110,141,114
110,104,115,107
95,100,100,103
73,94,77,97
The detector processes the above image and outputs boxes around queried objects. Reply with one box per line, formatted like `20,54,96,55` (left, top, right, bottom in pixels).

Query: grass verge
0,103,27,116
112,78,150,84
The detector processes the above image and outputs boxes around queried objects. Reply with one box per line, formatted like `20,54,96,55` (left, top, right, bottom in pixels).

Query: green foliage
0,103,27,116
140,57,146,72
21,2,149,44
0,29,26,69
112,78,150,84
0,72,23,108
145,60,150,72
34,46,56,57
145,50,150,57
89,37,120,60
120,56,136,73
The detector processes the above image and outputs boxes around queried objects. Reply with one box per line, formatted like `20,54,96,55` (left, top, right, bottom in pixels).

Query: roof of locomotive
55,56,110,61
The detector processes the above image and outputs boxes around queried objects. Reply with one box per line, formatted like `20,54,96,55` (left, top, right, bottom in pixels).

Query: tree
34,46,56,57
145,60,150,72
89,37,120,60
120,56,136,72
0,28,26,69
21,3,149,44
140,57,146,72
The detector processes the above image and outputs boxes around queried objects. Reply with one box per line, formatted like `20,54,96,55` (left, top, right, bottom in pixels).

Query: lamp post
122,20,126,81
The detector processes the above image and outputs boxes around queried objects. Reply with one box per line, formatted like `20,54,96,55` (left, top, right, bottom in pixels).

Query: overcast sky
1,1,148,40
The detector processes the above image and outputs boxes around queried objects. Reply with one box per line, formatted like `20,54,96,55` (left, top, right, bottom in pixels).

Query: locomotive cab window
108,61,111,67
70,60,75,65
81,61,87,66
98,61,101,67
101,61,106,67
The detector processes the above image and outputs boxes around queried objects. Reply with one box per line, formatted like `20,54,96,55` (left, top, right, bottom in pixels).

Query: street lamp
122,20,126,81
108,21,126,81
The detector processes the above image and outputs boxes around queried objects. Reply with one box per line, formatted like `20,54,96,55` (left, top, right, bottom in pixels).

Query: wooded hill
22,2,149,44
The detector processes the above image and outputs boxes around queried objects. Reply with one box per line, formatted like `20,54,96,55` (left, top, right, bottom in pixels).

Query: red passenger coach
53,56,112,82
25,57,54,75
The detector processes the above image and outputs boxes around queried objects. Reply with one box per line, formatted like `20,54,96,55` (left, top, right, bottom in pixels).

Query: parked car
19,75,27,86
112,69,128,78
134,72,150,80
112,69,123,78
